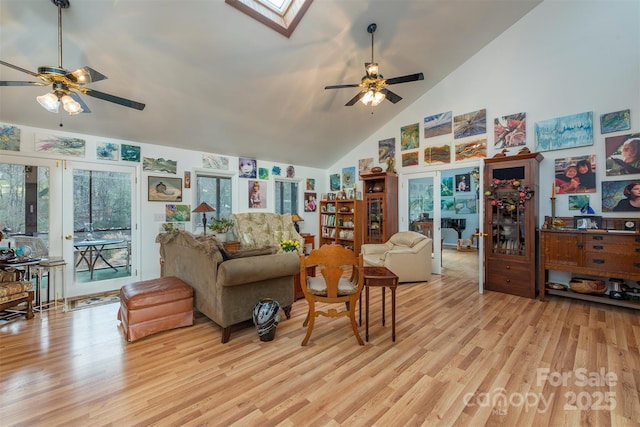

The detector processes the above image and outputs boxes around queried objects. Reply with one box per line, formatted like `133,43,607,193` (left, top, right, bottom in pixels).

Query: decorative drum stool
118,276,194,342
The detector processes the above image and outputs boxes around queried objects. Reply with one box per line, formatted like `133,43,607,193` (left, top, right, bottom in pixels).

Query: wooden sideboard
539,228,640,309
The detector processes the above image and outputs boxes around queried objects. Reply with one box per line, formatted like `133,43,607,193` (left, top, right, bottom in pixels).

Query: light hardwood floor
2,271,639,426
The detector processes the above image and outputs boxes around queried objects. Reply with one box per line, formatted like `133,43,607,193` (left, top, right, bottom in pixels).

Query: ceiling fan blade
69,92,91,114
67,66,108,84
0,60,40,77
381,88,402,104
0,81,44,87
83,88,146,111
385,73,424,85
345,91,365,106
325,84,360,90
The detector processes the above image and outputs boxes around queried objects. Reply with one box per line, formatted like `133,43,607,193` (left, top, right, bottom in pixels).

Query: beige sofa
157,230,299,343
361,231,432,283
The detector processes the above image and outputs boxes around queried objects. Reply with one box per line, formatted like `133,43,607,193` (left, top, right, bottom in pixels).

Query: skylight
225,0,313,38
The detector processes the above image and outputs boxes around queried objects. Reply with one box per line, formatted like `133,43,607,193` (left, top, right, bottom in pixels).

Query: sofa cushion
222,246,276,260
389,231,425,248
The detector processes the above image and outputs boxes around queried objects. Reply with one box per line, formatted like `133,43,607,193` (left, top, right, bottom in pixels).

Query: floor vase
252,298,280,341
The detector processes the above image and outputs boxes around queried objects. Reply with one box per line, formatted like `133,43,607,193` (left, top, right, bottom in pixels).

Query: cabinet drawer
583,233,640,247
584,243,638,256
485,261,534,298
583,253,640,275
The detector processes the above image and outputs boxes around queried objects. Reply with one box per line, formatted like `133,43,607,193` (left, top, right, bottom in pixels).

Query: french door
0,154,138,299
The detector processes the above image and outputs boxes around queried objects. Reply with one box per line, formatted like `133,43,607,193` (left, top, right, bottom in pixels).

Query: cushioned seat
0,270,34,320
361,231,432,283
118,276,194,342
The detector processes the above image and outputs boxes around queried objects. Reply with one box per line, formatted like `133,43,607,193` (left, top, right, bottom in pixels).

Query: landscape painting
600,109,630,134
0,125,20,151
534,111,593,152
96,142,119,161
400,123,420,151
454,109,486,139
424,111,452,138
455,138,487,161
143,157,178,174
203,154,229,170
121,144,141,162
401,151,419,167
424,144,451,165
35,134,86,157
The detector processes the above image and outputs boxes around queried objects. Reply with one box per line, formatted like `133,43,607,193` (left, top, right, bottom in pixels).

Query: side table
361,266,399,342
37,258,68,312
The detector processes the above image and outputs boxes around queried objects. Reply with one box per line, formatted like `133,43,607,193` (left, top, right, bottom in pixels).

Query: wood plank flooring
1,271,639,426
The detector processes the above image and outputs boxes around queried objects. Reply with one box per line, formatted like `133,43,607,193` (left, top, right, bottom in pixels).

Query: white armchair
361,231,432,283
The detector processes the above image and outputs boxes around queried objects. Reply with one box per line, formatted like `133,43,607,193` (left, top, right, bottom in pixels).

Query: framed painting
0,125,20,151
424,111,452,139
378,138,395,162
605,133,640,176
573,215,602,230
97,142,119,161
400,123,419,151
424,144,451,165
600,109,630,134
148,176,182,202
165,204,191,222
121,144,140,162
602,179,640,212
454,109,486,139
494,112,526,148
534,112,593,152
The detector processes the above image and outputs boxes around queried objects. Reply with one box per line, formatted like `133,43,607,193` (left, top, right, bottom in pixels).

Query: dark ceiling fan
324,23,424,107
0,0,145,115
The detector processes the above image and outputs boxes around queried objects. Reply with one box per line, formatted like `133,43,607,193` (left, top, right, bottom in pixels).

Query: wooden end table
361,266,399,342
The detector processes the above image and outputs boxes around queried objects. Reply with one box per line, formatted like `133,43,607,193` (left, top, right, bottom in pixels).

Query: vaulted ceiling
0,0,541,168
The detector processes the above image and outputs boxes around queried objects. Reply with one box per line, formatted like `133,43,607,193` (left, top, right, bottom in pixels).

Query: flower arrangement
484,178,534,211
279,239,301,252
208,217,234,233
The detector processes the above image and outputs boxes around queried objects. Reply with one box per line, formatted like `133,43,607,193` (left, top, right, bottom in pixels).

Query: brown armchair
0,269,34,320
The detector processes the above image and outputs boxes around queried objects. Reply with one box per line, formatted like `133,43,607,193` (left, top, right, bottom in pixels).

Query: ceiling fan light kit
0,0,145,115
324,23,424,107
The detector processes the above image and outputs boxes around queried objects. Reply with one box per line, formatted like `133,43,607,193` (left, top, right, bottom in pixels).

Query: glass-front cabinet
361,172,398,244
483,152,542,298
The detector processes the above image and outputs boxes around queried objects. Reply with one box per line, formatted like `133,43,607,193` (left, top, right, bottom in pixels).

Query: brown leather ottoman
118,276,194,342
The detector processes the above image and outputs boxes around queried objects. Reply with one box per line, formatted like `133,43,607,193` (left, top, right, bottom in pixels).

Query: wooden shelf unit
361,172,398,244
539,227,640,309
319,199,363,255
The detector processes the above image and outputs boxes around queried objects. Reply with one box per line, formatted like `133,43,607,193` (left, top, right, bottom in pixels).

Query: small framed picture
148,176,182,202
574,215,602,230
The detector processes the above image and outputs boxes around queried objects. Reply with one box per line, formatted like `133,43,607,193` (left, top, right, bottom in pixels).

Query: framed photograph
574,215,602,230
148,176,182,202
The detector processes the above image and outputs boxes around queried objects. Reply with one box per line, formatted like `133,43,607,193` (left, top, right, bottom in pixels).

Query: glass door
62,161,138,298
401,171,441,275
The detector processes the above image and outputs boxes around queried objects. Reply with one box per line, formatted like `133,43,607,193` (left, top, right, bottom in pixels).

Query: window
274,180,298,215
196,173,232,220
225,0,312,38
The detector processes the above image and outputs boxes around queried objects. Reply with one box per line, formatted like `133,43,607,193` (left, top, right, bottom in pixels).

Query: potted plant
208,217,234,242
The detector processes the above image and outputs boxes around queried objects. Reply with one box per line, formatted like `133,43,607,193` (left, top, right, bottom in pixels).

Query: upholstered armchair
0,269,34,320
361,231,432,283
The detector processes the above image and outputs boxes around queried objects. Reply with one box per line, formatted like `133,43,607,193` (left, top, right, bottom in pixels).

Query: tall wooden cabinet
319,199,363,255
483,152,542,298
361,172,398,244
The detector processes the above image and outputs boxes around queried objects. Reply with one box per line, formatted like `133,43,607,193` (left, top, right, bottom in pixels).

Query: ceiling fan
324,23,424,107
0,0,145,115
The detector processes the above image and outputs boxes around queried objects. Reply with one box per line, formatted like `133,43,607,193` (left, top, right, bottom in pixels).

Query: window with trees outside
196,173,232,222
274,180,298,215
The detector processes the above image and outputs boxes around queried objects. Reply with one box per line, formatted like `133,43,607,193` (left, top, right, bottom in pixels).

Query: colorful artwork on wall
305,192,317,212
424,144,451,165
554,155,596,194
454,109,486,139
249,180,266,209
602,179,640,212
534,111,593,152
605,133,640,176
400,123,419,151
330,173,340,191
121,144,141,162
143,157,177,174
259,167,269,180
239,157,257,178
35,134,86,157
0,125,20,151
203,154,229,170
401,151,419,167
600,109,630,134
494,112,526,148
454,196,477,214
455,137,487,161
342,166,356,188
568,195,590,211
358,158,373,175
424,111,452,138
441,177,454,197
378,137,395,162
165,204,191,222
306,178,315,191
96,142,119,160
148,177,182,202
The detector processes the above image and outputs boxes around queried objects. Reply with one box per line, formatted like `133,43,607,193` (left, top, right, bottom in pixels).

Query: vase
252,298,280,341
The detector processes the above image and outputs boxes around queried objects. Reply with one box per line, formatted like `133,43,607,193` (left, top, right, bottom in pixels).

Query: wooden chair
299,244,364,346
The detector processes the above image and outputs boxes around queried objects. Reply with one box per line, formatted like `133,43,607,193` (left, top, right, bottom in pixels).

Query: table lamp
291,213,304,233
192,202,216,235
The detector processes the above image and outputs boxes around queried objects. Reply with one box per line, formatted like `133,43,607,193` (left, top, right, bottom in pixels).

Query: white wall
330,0,640,223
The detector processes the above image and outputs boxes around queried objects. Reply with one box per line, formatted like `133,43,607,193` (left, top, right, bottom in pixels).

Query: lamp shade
291,213,304,223
192,202,215,213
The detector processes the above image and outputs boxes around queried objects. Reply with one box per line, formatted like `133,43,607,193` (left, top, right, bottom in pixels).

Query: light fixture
291,213,304,233
61,94,83,115
36,93,60,113
360,90,385,107
192,202,216,235
36,91,84,115
366,62,379,77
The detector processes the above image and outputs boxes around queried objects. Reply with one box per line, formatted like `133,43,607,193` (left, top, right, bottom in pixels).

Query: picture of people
239,157,257,178
456,173,470,192
554,155,596,194
249,180,265,209
304,192,317,212
602,179,640,212
605,133,640,176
